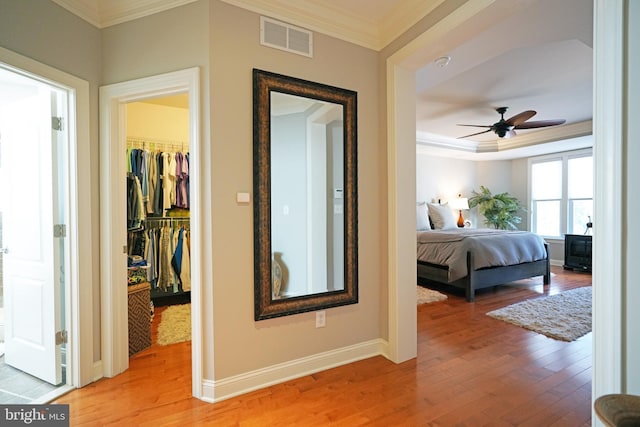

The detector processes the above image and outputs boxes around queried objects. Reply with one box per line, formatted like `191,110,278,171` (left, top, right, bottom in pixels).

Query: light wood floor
54,266,592,426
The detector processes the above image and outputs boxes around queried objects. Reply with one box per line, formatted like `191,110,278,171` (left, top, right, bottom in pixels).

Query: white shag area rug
417,286,448,304
157,303,191,345
487,287,592,341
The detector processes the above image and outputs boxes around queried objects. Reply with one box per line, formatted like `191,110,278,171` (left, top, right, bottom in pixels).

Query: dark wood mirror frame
253,68,358,320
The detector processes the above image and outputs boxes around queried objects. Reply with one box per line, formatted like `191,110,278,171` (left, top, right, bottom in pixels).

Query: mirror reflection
253,69,358,320
270,92,344,299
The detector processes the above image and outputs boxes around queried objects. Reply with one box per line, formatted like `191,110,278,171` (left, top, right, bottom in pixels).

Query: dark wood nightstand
564,234,592,272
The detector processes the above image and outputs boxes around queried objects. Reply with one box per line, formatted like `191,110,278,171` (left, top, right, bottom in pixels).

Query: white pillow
416,202,431,230
428,203,458,230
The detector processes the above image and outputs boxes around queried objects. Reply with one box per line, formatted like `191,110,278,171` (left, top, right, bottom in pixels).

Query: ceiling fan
457,107,566,139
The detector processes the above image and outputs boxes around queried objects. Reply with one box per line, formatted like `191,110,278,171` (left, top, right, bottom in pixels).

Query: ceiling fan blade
457,124,493,128
514,119,566,129
505,110,536,126
457,129,492,139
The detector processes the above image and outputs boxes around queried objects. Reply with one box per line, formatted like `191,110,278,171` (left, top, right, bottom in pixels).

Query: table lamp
448,194,469,228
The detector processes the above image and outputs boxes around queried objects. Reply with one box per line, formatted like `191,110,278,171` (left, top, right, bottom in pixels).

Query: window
530,149,593,238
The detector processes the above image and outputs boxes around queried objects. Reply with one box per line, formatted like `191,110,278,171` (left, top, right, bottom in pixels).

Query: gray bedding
416,228,547,282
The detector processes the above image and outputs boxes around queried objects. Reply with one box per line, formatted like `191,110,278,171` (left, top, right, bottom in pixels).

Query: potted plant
468,186,525,230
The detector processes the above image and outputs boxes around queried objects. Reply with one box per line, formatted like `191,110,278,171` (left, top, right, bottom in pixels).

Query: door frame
385,0,623,419
384,0,495,364
99,68,203,398
0,46,93,388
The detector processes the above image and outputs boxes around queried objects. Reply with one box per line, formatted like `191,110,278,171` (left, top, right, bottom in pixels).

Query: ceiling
413,0,593,159
50,0,593,160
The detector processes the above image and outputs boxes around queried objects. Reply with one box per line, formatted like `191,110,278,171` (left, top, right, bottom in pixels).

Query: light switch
236,192,250,204
283,205,289,215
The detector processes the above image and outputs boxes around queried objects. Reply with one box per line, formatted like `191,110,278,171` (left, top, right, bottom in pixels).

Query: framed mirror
253,69,358,320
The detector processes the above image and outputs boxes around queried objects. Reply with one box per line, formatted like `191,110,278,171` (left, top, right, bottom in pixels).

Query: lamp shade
449,197,469,211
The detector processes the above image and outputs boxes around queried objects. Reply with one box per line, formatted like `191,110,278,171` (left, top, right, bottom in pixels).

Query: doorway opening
99,68,203,399
125,95,192,357
0,64,71,403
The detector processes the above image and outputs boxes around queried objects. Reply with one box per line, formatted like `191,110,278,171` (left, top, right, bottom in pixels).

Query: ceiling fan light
434,55,451,68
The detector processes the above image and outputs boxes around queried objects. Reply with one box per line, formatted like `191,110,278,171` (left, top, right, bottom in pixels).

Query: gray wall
1,0,102,361
209,0,380,378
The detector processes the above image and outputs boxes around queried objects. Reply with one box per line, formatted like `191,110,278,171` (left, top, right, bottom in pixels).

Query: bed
416,228,550,302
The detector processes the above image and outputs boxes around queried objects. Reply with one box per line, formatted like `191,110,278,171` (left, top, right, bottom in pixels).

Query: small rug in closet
157,303,191,345
486,286,592,342
417,286,447,304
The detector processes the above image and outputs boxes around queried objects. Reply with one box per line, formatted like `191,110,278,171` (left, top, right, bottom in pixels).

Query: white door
0,69,65,385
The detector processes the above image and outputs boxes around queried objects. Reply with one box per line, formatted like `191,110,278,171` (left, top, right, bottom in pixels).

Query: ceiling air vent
260,16,313,58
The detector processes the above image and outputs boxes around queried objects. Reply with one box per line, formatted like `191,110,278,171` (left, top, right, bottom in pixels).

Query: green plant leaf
468,186,525,230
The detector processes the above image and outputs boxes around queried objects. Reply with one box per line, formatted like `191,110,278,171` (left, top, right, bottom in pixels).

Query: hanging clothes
162,152,177,214
153,152,163,215
146,151,158,214
126,145,190,217
175,152,189,208
157,224,173,291
126,141,191,299
180,229,191,291
171,226,184,280
145,228,158,285
127,175,145,229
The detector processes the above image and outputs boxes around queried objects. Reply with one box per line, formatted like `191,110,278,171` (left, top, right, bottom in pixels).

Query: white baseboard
92,361,103,383
200,379,215,403
550,259,564,267
201,339,387,403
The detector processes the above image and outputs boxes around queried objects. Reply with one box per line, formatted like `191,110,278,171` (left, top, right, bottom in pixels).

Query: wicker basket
128,282,151,356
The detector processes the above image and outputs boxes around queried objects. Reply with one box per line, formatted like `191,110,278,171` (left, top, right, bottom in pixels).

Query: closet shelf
127,136,188,153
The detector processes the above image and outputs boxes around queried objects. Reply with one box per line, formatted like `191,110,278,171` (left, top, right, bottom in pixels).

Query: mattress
417,228,547,282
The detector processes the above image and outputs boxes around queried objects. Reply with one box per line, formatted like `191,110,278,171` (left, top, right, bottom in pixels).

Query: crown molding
416,120,593,160
100,0,199,27
51,0,101,27
498,120,593,150
51,0,198,28
219,0,437,51
220,0,380,49
50,0,446,49
416,131,481,152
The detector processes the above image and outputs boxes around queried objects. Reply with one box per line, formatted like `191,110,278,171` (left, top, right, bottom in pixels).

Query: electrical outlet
316,310,326,328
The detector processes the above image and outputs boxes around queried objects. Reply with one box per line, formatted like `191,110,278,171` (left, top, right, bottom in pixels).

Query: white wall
271,113,308,296
416,153,523,230
476,160,513,195
416,152,478,226
510,158,529,229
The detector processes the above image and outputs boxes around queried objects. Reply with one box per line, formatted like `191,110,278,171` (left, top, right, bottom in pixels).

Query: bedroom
412,0,592,301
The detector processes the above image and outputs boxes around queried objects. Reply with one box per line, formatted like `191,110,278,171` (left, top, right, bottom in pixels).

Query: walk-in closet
125,95,192,356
